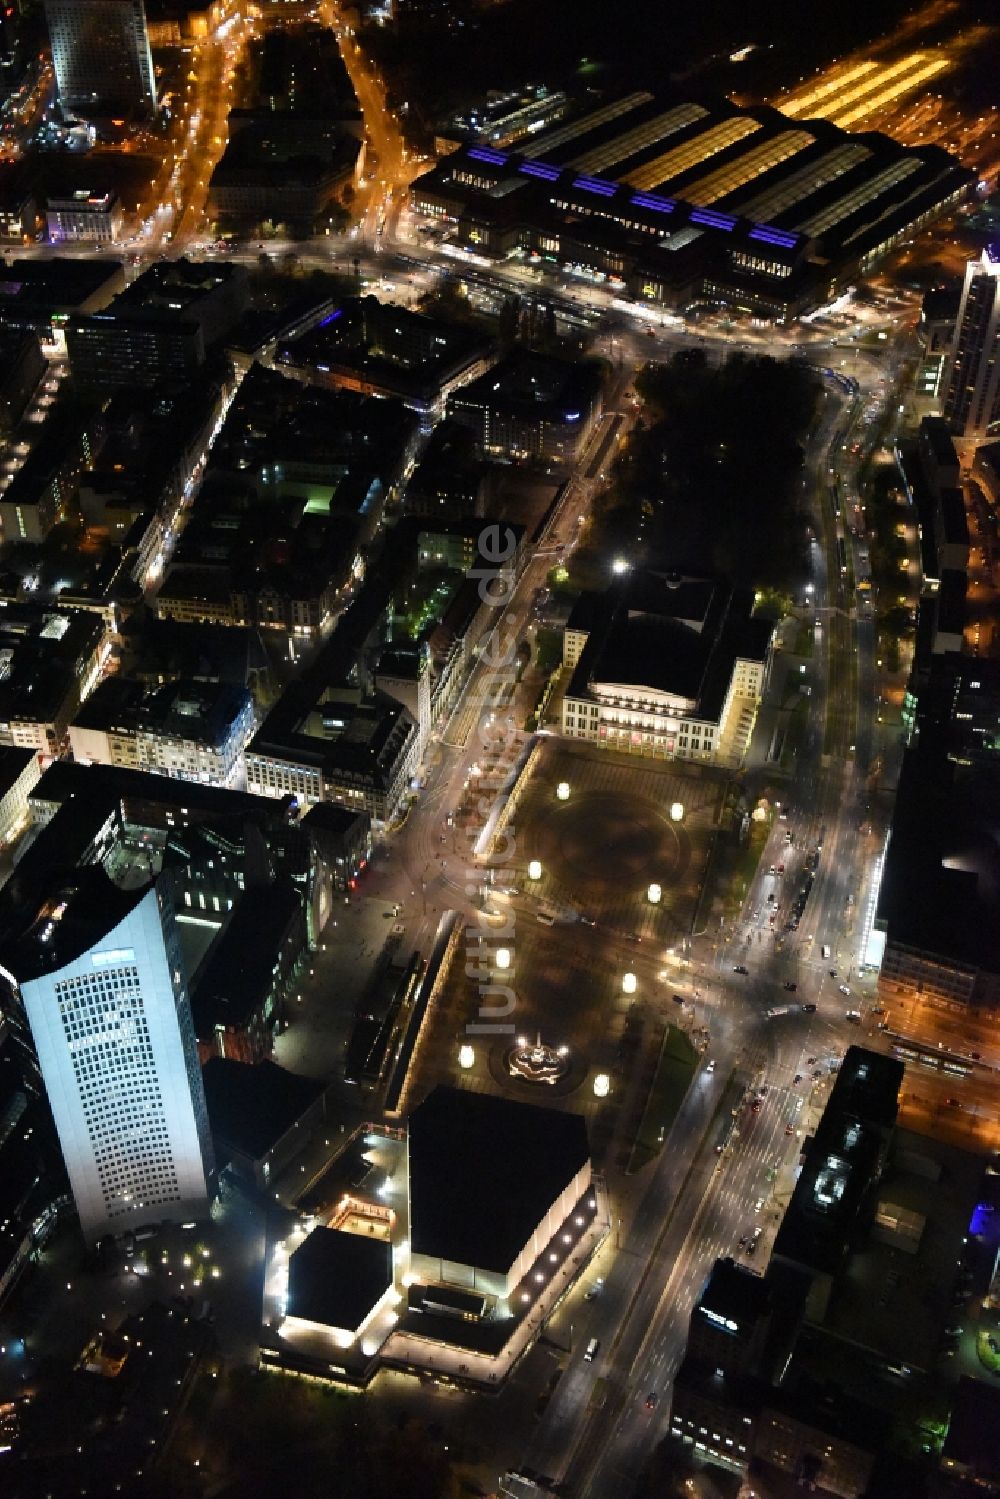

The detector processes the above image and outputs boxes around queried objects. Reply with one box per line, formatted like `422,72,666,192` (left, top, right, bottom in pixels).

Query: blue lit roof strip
689,208,737,231
467,147,508,166
572,176,617,198
630,192,676,215
749,224,800,249
519,160,561,181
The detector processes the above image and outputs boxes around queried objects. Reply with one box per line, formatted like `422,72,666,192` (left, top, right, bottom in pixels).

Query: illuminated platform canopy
411,89,973,321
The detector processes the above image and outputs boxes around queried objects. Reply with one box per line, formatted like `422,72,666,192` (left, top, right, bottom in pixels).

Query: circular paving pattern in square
531,790,692,895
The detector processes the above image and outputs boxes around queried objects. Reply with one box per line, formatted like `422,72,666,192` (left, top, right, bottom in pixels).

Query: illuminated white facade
561,649,767,765
559,573,772,768
15,886,213,1242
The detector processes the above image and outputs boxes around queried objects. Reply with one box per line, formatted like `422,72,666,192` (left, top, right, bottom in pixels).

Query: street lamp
647,882,662,904
670,802,684,822
612,556,629,575
622,972,637,994
528,859,542,881
556,781,570,801
496,948,511,970
458,1044,475,1069
594,1073,610,1098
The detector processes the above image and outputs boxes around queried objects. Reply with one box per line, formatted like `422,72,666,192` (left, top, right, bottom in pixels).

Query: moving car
801,1003,817,1013
733,965,748,975
645,1392,658,1410
584,1338,600,1361
783,981,798,992
845,1010,862,1023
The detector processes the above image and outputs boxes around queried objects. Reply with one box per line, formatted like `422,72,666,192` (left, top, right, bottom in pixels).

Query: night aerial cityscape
0,0,1000,1496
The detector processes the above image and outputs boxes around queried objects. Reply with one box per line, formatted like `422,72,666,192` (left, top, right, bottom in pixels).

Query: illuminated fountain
509,1031,570,1085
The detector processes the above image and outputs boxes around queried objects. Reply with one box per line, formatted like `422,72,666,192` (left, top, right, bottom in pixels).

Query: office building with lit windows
410,91,972,321
68,676,255,787
943,245,1000,444
446,351,603,464
0,807,215,1242
44,0,156,118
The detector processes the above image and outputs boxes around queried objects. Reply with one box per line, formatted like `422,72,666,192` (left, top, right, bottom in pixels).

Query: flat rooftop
697,1253,773,1325
407,1085,590,1276
449,350,602,422
202,1056,325,1162
29,757,293,825
567,570,771,719
876,732,1000,975
276,295,494,404
819,1127,985,1373
72,676,251,749
191,881,303,1038
773,1047,902,1279
286,1226,392,1334
943,1375,1000,1480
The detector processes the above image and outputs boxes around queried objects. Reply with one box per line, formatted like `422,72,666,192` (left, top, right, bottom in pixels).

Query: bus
837,537,847,574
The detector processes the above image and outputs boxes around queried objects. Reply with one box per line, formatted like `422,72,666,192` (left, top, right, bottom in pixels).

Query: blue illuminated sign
468,147,508,166
749,224,800,249
630,192,676,215
519,160,561,182
318,309,343,327
690,208,737,231
573,176,616,198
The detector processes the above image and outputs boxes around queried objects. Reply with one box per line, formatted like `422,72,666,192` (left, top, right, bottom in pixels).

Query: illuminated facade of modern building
44,0,156,118
0,861,214,1243
411,92,972,321
943,246,1000,443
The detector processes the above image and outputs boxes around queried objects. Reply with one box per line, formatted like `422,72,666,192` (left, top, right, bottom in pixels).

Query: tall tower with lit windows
0,870,214,1243
943,245,1000,442
44,0,156,118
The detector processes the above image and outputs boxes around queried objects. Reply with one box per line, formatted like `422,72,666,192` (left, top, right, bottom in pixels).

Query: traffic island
627,1024,699,1174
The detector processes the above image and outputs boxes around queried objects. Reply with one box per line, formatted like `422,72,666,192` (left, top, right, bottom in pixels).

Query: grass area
694,809,771,931
791,620,814,658
629,1025,699,1173
533,627,563,675
780,693,811,772
724,821,770,915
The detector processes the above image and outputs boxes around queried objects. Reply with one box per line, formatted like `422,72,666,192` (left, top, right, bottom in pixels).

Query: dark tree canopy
608,350,821,588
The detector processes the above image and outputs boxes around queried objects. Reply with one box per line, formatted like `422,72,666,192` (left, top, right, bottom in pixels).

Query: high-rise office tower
943,245,1000,442
0,867,214,1243
44,0,156,117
